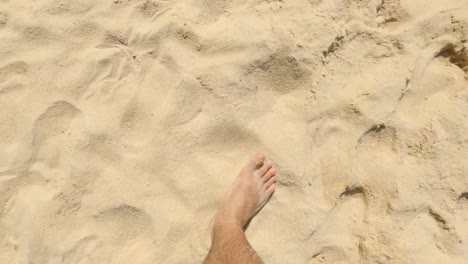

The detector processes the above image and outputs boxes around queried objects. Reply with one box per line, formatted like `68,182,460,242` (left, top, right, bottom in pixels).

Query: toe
257,160,273,177
249,152,265,168
265,175,276,190
262,167,276,182
266,183,276,196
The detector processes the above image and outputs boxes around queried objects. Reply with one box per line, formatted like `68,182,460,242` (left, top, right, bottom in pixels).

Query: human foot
214,152,277,229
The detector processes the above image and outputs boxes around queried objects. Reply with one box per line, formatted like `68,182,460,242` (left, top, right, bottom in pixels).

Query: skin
204,152,277,264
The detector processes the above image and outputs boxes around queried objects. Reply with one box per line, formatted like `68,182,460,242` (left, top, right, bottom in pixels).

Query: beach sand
0,0,467,263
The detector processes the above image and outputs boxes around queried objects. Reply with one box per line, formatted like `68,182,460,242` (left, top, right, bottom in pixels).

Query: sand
0,0,467,263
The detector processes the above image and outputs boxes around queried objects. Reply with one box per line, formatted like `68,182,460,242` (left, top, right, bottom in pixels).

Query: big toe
250,152,265,168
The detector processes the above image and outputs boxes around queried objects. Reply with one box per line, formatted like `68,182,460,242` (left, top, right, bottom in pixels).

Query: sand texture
1,0,468,263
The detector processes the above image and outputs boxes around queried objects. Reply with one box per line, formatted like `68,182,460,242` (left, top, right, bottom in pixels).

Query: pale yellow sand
1,0,468,263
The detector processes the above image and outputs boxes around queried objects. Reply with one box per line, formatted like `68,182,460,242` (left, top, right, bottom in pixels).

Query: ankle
211,217,244,246
214,211,244,231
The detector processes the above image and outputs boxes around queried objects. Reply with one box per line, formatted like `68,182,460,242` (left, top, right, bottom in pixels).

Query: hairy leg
204,153,277,264
204,222,263,264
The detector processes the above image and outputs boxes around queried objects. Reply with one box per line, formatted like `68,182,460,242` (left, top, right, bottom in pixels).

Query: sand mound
0,0,467,263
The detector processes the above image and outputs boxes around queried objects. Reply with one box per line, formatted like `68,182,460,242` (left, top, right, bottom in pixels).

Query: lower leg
204,153,277,264
204,221,263,264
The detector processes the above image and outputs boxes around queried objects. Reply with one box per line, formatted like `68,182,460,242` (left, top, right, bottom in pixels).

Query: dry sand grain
0,0,467,263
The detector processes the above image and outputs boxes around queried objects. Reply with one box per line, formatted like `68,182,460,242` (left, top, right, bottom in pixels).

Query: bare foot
214,152,277,229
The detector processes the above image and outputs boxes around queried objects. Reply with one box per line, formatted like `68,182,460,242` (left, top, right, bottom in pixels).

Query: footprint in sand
242,49,310,95
11,101,81,173
0,61,29,94
308,190,368,264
